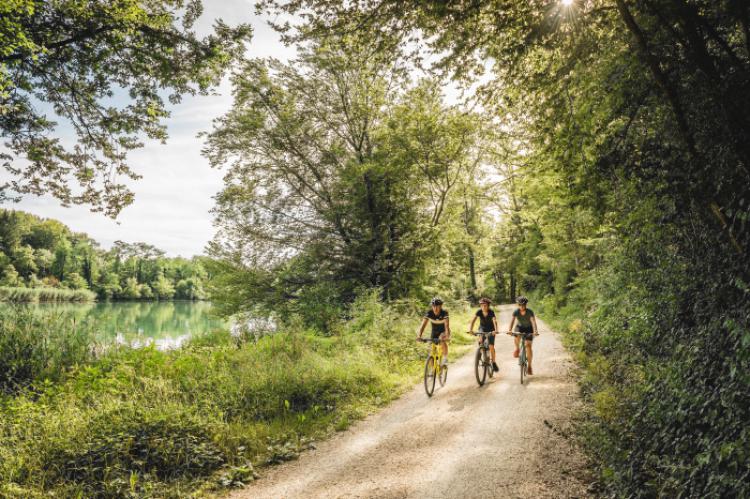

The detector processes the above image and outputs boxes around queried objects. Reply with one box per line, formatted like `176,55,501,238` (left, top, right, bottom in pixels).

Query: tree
204,40,486,323
1,0,252,216
151,272,176,300
33,248,53,276
0,264,21,287
11,245,37,278
64,272,88,290
121,277,140,299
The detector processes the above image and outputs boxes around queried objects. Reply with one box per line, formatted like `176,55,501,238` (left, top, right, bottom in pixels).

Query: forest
0,209,209,301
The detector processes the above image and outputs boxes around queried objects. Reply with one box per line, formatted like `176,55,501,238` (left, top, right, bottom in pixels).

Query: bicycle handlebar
508,331,539,336
417,337,450,343
468,331,496,335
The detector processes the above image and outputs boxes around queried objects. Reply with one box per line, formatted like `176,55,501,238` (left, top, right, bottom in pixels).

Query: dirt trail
230,305,592,499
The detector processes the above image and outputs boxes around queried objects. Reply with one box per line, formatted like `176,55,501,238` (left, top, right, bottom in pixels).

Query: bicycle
508,331,535,384
469,331,496,386
418,337,448,396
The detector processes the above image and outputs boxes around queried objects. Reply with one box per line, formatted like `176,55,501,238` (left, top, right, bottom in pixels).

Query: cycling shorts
479,327,496,345
515,325,534,342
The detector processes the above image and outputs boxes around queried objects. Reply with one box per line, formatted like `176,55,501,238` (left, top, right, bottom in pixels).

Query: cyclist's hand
534,332,540,336
507,331,512,335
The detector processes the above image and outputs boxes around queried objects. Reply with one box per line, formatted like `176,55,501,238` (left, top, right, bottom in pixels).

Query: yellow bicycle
419,337,448,396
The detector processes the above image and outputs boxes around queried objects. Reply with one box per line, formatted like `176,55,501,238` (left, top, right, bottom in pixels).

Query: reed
0,286,96,303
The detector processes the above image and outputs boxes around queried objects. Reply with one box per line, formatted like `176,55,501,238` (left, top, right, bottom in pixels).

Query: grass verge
0,295,473,497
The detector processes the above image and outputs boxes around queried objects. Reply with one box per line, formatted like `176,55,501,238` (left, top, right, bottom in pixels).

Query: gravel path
230,305,592,499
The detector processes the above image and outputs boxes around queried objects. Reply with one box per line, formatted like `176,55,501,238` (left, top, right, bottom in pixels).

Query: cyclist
506,295,539,375
469,297,500,372
417,297,451,367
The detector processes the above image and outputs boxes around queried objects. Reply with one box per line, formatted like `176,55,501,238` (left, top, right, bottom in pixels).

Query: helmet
479,297,491,305
430,297,444,306
516,295,529,305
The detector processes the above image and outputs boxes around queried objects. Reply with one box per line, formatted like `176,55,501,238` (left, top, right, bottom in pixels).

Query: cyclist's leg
525,338,534,372
488,332,496,362
440,333,448,365
513,335,520,357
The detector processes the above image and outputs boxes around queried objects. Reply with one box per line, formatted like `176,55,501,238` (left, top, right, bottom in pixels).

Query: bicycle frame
420,337,447,396
510,331,529,384
471,331,495,386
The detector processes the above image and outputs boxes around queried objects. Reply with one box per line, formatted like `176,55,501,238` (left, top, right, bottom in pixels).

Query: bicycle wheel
439,360,448,386
519,348,526,385
474,348,487,386
424,355,436,396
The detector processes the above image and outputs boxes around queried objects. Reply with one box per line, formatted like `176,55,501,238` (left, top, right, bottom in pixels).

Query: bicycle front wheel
519,349,526,385
424,355,436,396
474,348,487,386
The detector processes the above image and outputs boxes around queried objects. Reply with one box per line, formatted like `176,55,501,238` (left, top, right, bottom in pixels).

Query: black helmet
516,295,528,305
430,297,444,306
479,297,491,305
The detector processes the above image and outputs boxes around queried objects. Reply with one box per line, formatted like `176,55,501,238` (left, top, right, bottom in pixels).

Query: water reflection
1,301,226,346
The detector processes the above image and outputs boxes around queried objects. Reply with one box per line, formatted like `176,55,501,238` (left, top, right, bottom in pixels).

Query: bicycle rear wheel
424,355,436,396
474,348,487,386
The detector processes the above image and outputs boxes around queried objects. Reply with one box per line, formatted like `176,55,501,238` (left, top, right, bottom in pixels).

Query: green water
4,301,226,347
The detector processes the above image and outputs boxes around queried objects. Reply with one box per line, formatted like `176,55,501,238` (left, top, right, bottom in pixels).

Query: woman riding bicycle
417,297,451,367
506,296,539,375
469,297,500,372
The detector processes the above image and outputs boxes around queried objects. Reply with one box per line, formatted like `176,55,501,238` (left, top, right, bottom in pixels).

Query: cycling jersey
424,308,449,338
475,308,496,332
512,308,535,328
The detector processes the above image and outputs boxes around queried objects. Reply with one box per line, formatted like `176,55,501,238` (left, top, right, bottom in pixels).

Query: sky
0,1,297,257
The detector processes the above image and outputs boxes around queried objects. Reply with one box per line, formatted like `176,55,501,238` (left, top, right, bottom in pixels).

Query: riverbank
0,296,473,497
0,286,96,303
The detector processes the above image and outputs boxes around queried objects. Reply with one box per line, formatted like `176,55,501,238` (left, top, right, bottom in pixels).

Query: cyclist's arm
445,317,451,338
418,318,428,338
469,315,477,333
531,316,539,335
507,316,515,333
493,316,499,333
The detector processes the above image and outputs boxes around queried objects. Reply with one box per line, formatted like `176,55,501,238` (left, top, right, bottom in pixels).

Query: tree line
0,209,208,300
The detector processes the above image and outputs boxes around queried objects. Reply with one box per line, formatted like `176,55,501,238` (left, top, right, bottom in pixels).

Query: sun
561,0,574,5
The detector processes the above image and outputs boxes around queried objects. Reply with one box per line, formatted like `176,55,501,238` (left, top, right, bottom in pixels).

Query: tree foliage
205,39,489,325
0,0,251,216
253,0,750,495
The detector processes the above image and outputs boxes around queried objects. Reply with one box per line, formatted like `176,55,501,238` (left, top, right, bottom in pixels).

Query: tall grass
0,307,96,394
0,295,474,497
0,286,96,303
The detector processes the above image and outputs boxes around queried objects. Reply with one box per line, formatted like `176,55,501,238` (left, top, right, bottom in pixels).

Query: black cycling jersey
475,308,497,332
424,308,449,337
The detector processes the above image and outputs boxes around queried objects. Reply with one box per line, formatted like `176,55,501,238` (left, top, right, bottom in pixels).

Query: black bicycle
470,331,496,386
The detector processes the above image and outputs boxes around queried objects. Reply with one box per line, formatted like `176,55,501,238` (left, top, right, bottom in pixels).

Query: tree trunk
468,245,477,291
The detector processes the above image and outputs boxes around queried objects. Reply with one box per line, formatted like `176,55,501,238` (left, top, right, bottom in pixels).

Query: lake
2,301,227,349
